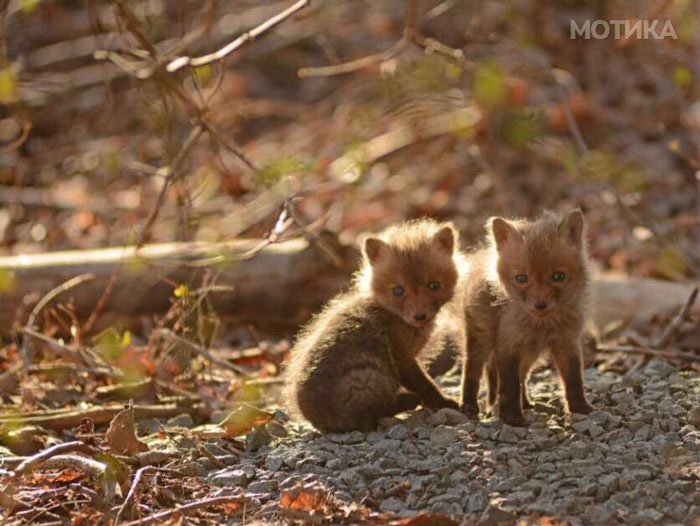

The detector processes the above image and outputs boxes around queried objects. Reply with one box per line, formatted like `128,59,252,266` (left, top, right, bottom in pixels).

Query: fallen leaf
280,487,327,512
105,406,148,455
218,403,273,437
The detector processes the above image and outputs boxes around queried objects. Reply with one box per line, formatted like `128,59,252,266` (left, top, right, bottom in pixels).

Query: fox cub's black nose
535,301,548,310
413,312,427,321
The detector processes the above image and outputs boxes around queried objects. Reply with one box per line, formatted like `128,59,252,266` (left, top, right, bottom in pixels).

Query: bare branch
166,0,310,73
137,125,205,246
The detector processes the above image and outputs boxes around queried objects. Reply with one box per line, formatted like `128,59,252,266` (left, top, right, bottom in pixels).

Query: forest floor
211,361,700,526
3,357,698,525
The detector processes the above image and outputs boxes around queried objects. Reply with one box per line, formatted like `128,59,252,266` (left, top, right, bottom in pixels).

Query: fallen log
0,237,354,335
0,238,697,335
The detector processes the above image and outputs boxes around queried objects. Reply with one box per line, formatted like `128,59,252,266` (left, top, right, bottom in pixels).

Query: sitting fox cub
461,210,594,426
285,220,462,432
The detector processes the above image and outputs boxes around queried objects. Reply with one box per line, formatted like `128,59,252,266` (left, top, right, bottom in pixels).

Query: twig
201,120,258,173
298,40,408,78
137,125,205,246
16,453,106,479
155,328,251,377
298,0,466,79
82,272,118,334
114,466,156,524
24,273,95,333
166,0,310,73
112,0,157,56
551,68,588,154
21,272,96,369
654,285,699,349
0,402,201,431
597,344,700,364
122,495,246,526
21,327,121,376
15,441,95,475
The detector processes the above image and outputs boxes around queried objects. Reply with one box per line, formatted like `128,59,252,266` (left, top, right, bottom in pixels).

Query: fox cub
285,220,462,432
461,210,594,426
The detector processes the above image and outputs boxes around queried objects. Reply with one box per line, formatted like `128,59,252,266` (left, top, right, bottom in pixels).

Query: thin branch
166,0,310,73
654,285,699,349
112,0,157,56
122,495,246,526
114,466,157,524
597,344,700,364
21,273,95,370
298,39,408,78
155,328,251,377
14,441,95,475
137,125,205,246
202,120,258,172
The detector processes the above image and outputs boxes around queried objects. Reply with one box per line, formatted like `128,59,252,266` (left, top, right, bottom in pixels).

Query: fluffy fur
460,209,594,426
285,219,464,432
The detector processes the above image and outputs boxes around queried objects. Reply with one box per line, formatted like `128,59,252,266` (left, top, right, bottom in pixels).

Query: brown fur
285,220,463,432
460,210,594,426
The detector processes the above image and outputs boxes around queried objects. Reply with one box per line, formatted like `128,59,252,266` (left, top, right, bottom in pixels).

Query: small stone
426,408,469,426
570,441,590,460
572,420,591,433
246,426,272,452
387,424,409,440
247,480,278,494
210,468,250,487
688,406,700,428
588,424,605,438
265,455,284,472
634,509,665,523
379,497,405,513
498,425,520,444
643,358,676,378
328,431,365,444
430,425,459,446
266,421,287,437
481,503,514,522
611,391,635,406
180,462,207,477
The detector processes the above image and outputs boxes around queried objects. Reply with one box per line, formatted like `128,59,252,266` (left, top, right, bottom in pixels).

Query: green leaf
20,0,41,13
673,67,693,90
656,248,687,280
0,268,16,292
473,62,508,109
174,284,190,298
0,68,18,105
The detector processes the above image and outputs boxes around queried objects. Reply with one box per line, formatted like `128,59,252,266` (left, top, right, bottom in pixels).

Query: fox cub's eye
428,281,440,292
392,286,405,297
552,272,566,282
515,274,528,284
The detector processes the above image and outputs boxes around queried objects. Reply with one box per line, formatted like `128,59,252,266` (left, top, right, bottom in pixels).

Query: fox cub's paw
569,400,594,415
460,403,479,420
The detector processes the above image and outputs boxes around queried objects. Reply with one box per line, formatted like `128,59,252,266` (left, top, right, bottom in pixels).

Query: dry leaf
218,403,273,437
105,406,148,455
280,488,327,512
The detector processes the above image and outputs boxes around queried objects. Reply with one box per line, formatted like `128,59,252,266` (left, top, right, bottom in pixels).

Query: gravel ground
208,358,700,525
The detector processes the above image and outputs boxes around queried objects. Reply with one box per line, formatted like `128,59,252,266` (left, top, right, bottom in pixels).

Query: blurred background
1,0,699,278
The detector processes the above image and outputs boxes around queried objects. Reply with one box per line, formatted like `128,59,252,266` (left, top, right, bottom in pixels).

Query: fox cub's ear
364,237,389,264
559,209,585,248
433,223,457,255
488,217,519,251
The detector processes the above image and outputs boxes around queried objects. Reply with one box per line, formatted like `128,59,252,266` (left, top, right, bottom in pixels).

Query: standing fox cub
285,220,462,432
461,210,594,426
